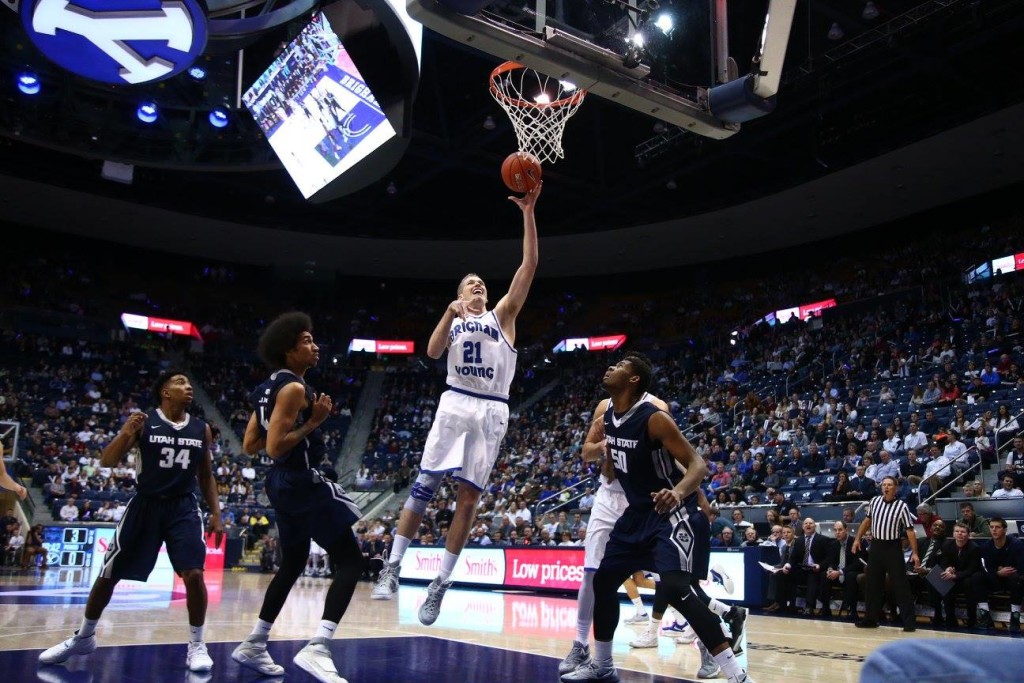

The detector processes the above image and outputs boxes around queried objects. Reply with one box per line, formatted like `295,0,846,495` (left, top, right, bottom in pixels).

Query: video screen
242,12,397,199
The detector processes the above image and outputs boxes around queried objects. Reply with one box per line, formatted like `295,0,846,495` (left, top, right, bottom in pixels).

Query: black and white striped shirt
866,495,914,540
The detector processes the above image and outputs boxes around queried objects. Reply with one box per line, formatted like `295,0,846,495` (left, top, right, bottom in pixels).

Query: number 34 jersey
446,310,517,400
136,409,208,497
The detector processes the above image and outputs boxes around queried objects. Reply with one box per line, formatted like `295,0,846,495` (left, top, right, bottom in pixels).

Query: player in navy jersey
39,370,223,673
232,311,364,683
562,354,754,683
373,182,541,625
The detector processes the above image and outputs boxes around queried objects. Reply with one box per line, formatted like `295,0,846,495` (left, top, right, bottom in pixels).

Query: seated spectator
740,527,760,547
970,517,1024,630
824,520,867,620
21,524,47,570
992,475,1023,499
998,436,1024,488
936,522,982,627
914,519,949,625
973,425,995,466
957,502,990,538
59,497,79,522
712,526,741,548
993,404,1020,435
824,470,854,502
764,526,797,613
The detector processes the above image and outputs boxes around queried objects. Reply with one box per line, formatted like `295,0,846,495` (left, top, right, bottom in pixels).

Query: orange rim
489,61,586,110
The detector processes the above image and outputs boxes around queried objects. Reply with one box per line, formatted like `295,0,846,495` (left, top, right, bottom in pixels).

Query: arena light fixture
136,102,159,124
862,1,880,21
16,71,40,95
208,106,230,129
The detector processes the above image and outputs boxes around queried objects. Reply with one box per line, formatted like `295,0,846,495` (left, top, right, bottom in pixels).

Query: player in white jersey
373,181,542,625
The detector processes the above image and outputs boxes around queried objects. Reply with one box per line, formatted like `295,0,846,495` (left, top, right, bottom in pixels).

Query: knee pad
404,471,441,514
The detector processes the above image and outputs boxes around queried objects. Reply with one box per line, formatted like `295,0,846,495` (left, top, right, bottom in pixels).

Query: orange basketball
501,151,542,193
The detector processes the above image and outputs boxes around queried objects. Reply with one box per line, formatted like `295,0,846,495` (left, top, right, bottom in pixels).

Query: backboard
408,0,797,139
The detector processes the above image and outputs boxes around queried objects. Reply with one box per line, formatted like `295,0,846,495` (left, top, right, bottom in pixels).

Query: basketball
501,151,542,193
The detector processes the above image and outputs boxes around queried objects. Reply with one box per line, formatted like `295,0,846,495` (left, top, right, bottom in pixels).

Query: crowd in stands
1,201,1022,627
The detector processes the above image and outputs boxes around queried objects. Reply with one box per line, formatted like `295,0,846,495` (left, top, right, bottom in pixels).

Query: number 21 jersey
446,310,517,400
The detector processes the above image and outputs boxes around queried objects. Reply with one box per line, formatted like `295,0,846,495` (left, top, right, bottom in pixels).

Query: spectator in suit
937,522,981,627
914,519,949,625
848,465,876,499
970,517,1024,631
783,518,834,616
765,526,796,612
824,520,867,621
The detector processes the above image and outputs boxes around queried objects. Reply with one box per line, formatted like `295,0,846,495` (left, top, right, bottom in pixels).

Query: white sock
314,619,337,641
78,617,100,639
593,639,613,665
708,598,731,618
389,535,412,564
714,648,743,678
978,602,989,611
189,624,205,643
666,606,681,623
437,550,459,582
631,596,646,614
575,572,595,644
249,618,274,640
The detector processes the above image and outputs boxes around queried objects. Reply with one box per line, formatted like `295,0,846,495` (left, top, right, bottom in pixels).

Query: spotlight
827,22,844,41
862,1,880,20
653,12,674,36
208,107,229,129
16,71,40,95
534,92,551,105
622,33,645,69
136,102,159,124
559,79,578,93
188,66,207,80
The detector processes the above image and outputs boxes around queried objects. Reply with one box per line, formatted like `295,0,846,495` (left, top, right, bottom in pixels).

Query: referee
851,475,920,631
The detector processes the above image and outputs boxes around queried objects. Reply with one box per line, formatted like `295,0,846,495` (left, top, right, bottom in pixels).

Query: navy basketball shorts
600,505,710,578
101,493,206,581
267,468,361,552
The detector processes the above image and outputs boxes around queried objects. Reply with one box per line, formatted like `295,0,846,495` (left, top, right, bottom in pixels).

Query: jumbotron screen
242,12,396,199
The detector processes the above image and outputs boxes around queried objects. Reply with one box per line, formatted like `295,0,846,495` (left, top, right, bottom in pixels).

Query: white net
489,62,586,164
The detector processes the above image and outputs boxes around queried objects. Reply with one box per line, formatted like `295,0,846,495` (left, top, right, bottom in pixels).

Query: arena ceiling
0,1,1022,278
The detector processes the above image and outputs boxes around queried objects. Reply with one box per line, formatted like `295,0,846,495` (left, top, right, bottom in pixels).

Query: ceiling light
208,107,229,129
654,13,674,36
827,22,844,41
16,71,40,95
386,181,397,195
534,92,551,105
136,102,159,124
482,115,496,130
862,2,880,21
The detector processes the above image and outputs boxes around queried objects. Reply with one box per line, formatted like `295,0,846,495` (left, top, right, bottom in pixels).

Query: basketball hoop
489,61,586,164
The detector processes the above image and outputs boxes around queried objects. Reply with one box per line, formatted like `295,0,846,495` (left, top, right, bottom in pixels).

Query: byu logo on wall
21,0,208,85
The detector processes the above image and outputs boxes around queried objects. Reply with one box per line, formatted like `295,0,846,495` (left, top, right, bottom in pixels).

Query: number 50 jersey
446,310,517,400
136,409,208,497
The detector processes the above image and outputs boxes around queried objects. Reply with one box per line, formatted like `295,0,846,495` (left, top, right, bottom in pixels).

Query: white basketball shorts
420,389,510,490
583,485,629,570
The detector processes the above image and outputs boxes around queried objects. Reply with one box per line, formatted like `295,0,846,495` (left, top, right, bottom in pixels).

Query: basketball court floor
0,568,1013,683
